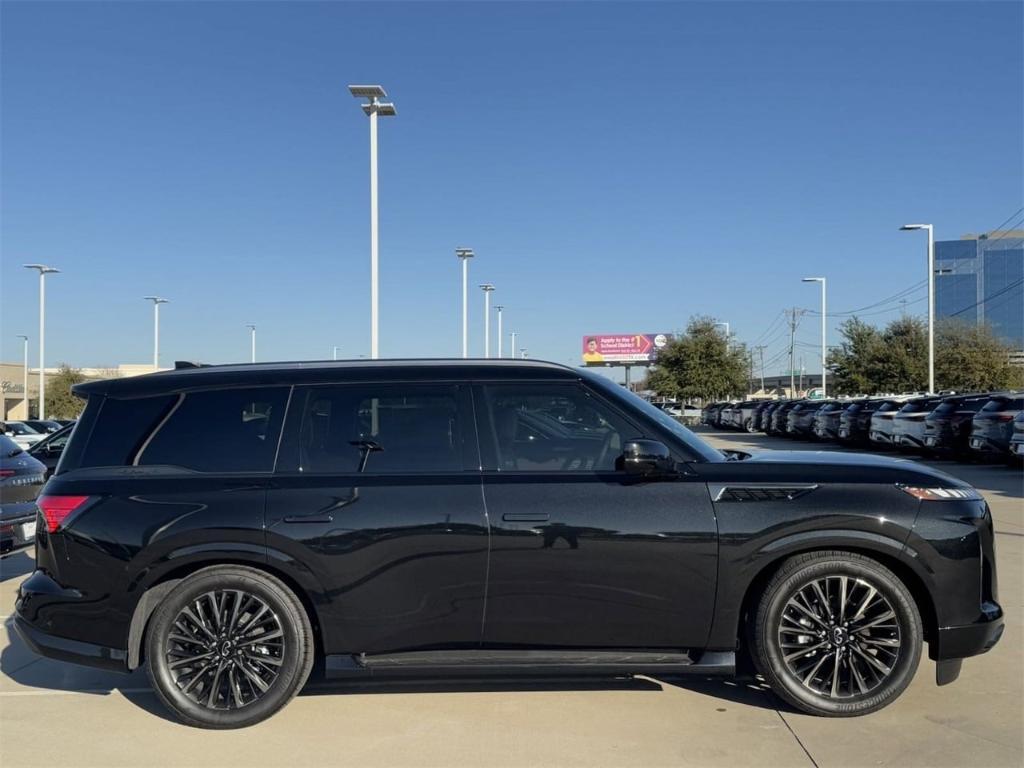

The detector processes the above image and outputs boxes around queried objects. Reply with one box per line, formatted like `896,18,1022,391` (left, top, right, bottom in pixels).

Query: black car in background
1009,411,1024,461
752,401,776,431
786,400,824,438
702,402,727,427
970,393,1024,458
837,399,875,444
869,399,909,448
27,423,75,478
0,434,46,554
923,394,991,456
14,359,1003,727
22,419,62,435
812,401,845,440
892,396,944,452
768,400,800,435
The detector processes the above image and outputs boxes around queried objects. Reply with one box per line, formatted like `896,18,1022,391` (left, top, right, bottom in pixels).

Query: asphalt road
1,429,1020,768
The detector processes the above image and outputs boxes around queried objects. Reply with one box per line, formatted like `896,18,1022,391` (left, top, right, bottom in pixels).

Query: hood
742,449,967,486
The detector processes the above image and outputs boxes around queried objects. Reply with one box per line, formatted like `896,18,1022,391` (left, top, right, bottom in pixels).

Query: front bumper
930,601,1004,662
13,615,128,673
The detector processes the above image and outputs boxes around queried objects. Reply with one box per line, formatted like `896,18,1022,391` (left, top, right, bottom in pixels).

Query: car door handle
502,513,550,522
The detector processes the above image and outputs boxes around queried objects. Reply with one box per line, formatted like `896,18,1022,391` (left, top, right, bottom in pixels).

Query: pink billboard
581,333,672,366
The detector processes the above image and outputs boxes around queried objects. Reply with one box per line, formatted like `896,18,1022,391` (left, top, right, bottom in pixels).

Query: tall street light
510,331,517,359
16,335,29,417
333,345,340,361
900,224,935,393
349,85,396,360
246,324,257,363
494,305,504,358
801,277,827,398
455,248,474,357
23,264,59,420
143,297,169,370
479,284,495,358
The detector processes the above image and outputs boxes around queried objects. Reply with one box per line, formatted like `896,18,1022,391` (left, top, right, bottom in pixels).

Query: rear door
474,380,718,650
265,382,488,656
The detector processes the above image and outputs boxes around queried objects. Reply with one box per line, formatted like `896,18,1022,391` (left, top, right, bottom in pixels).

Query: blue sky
2,1,1022,379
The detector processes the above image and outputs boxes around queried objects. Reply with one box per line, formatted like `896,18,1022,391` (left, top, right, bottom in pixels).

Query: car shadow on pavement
297,672,788,713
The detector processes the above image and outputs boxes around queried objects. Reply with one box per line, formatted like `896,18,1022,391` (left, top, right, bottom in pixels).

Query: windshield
7,422,39,435
586,376,724,462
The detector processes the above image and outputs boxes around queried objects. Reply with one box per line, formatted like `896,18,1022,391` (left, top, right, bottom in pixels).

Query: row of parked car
702,392,1024,463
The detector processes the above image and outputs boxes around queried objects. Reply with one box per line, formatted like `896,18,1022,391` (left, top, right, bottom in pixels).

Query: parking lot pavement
1,433,1020,768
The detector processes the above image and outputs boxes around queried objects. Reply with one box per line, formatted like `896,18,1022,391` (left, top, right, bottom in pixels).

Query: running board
324,649,735,679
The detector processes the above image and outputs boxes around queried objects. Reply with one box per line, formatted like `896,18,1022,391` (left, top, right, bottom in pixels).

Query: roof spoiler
174,361,208,370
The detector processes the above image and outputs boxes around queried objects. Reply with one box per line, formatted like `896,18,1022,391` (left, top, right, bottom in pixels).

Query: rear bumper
930,602,1004,662
13,615,128,673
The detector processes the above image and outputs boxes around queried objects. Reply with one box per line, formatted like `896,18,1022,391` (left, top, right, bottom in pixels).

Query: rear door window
284,384,471,474
138,387,289,472
79,395,177,467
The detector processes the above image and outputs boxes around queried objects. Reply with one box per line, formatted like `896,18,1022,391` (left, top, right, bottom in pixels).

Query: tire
750,551,922,717
745,419,756,434
145,565,314,729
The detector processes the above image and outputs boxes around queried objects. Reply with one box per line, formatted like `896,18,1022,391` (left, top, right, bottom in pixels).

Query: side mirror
621,439,675,476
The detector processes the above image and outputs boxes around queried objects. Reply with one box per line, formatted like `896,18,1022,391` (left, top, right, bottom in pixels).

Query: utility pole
785,307,806,398
753,344,767,394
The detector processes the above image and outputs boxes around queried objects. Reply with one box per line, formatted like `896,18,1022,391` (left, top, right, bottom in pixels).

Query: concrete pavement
0,429,1020,767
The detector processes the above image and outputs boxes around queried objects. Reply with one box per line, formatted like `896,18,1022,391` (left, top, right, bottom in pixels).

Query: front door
475,381,718,650
266,382,488,656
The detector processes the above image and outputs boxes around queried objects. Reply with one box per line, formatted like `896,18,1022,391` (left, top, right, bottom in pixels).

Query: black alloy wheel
146,566,314,729
751,551,922,716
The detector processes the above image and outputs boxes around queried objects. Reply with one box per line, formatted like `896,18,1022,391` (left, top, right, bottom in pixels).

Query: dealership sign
581,334,672,366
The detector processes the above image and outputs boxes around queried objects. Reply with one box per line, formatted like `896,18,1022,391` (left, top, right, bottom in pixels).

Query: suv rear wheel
750,551,922,717
145,565,314,729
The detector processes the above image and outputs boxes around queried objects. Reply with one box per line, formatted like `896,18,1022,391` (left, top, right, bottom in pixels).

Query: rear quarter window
138,387,289,472
79,394,177,468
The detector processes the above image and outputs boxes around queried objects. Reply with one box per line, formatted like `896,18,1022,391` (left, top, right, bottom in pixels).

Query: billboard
581,333,672,366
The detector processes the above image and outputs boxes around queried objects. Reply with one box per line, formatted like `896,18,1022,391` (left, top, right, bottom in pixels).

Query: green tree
45,364,87,419
648,316,749,401
827,318,884,395
827,315,1022,395
935,319,1024,391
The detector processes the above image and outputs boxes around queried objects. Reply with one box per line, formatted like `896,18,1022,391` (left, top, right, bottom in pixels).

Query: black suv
16,360,1002,728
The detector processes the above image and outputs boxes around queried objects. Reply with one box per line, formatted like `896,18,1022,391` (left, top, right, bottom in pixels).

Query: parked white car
1,421,44,449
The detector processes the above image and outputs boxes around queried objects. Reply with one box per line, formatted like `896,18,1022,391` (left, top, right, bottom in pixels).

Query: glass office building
935,231,1024,351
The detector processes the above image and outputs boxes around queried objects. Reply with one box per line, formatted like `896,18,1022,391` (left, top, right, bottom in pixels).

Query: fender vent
712,485,817,502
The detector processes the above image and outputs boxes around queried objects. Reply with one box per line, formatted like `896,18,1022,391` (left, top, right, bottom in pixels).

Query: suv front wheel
145,565,314,729
750,551,922,717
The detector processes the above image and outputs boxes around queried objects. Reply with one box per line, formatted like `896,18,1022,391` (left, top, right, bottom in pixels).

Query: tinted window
139,388,288,472
484,384,639,472
80,395,176,467
981,397,1024,413
932,400,959,415
294,384,464,474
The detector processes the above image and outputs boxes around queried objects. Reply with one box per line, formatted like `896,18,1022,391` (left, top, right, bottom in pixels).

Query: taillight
0,469,14,478
37,494,94,533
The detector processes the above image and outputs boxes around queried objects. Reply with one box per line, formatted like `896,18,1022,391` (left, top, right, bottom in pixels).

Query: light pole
714,321,730,345
143,297,169,370
23,264,59,420
16,335,29,417
349,85,396,360
333,345,340,361
480,284,495,358
900,224,935,393
510,331,517,359
246,324,257,363
455,248,474,357
801,277,827,397
494,306,504,358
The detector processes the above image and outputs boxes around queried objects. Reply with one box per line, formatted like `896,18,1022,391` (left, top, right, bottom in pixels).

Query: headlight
898,485,983,501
